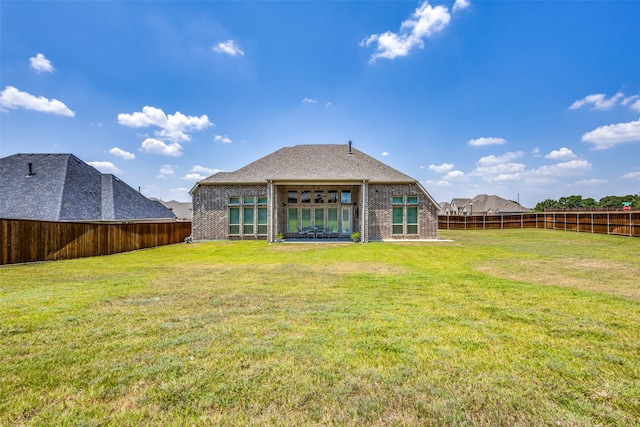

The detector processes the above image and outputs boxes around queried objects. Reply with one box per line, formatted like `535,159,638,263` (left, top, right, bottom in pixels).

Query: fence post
591,213,594,234
631,212,633,237
607,212,610,235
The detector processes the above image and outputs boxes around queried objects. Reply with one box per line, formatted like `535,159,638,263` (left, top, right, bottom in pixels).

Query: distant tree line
534,194,640,211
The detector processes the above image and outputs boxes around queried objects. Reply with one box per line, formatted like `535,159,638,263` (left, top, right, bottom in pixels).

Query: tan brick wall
368,183,438,240
192,184,267,240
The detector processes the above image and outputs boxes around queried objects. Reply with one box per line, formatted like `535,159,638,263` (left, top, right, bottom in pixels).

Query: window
288,191,298,204
229,195,268,236
257,207,267,235
243,207,254,234
301,208,311,228
288,208,298,233
314,191,325,203
392,207,403,235
391,196,419,235
341,190,351,204
301,191,311,203
327,208,338,232
407,206,418,234
328,191,338,203
229,207,240,235
315,208,324,227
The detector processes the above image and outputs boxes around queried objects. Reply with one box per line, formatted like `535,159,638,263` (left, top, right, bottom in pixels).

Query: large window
315,208,325,227
392,207,403,235
327,208,338,233
301,208,311,228
243,207,254,234
257,207,267,235
229,196,267,237
407,206,418,235
288,208,298,233
392,196,419,235
229,207,240,235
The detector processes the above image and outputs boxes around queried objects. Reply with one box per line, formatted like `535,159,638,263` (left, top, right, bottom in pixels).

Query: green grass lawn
1,229,639,426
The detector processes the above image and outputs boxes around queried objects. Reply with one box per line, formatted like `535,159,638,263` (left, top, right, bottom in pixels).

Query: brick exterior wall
368,183,438,240
192,184,267,240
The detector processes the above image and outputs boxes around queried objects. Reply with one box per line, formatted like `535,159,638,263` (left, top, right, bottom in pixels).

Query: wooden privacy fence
438,212,640,237
1,219,192,265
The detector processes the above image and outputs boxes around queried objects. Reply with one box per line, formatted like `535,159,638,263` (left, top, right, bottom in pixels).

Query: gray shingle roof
196,144,416,184
0,153,176,221
445,194,531,215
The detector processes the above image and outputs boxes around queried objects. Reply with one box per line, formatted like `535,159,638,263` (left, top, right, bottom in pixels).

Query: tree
534,199,559,211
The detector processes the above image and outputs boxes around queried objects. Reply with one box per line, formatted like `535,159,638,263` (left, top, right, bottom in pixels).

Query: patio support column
361,180,368,243
267,180,274,242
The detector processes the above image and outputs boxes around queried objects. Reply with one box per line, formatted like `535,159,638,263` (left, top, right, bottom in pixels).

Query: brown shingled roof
196,144,415,184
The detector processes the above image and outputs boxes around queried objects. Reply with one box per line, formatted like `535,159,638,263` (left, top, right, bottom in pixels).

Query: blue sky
1,0,639,208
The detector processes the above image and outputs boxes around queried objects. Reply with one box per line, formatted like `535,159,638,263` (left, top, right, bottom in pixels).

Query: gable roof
0,153,176,221
152,199,192,220
195,144,415,185
444,194,531,214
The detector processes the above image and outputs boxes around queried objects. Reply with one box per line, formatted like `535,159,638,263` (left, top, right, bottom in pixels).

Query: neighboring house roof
153,199,192,220
468,194,531,214
442,194,531,215
438,202,451,215
192,143,439,208
0,153,176,221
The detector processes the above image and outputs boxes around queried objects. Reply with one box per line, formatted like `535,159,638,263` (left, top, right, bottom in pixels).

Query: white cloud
453,0,470,12
443,170,465,180
87,161,122,174
29,53,54,73
530,159,591,176
477,151,525,165
212,40,244,56
423,179,452,187
622,171,640,179
191,165,220,175
181,173,206,181
140,138,183,157
475,163,526,175
428,163,454,173
381,151,389,156
468,137,506,147
158,164,176,178
360,1,451,62
631,99,640,112
0,86,74,117
569,92,624,110
581,118,640,149
574,179,607,185
302,98,317,104
214,135,232,143
620,95,640,108
544,147,576,161
118,106,211,143
108,147,135,160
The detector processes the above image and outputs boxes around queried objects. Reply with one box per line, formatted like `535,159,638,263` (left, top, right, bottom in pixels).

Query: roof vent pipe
348,140,353,154
27,163,35,176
